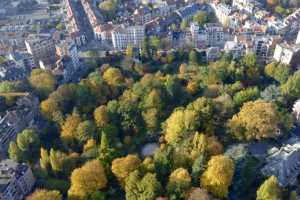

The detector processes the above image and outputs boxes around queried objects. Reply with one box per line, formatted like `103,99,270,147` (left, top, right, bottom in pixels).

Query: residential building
190,23,225,48
206,47,220,62
224,41,246,59
261,136,300,187
0,60,29,82
175,3,200,21
25,34,57,69
7,51,35,69
273,43,300,67
133,6,152,25
0,159,35,200
232,0,256,13
213,3,233,27
111,25,145,50
0,95,39,157
254,36,272,62
56,40,80,69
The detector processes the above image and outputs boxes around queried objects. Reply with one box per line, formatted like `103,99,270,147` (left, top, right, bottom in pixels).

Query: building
254,36,272,62
273,43,300,67
213,3,234,27
111,25,145,50
25,34,56,69
206,47,220,62
224,41,246,59
296,30,300,45
232,0,256,14
175,3,200,21
261,136,300,187
56,40,80,69
0,159,35,200
190,23,225,48
0,95,39,157
7,51,35,69
0,60,29,82
133,6,152,25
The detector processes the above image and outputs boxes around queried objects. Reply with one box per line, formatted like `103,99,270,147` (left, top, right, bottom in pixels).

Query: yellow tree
200,155,234,198
94,105,109,128
228,100,281,140
29,69,57,98
111,154,141,182
26,189,62,200
103,67,124,87
68,160,107,200
61,113,81,146
40,98,60,120
256,176,281,200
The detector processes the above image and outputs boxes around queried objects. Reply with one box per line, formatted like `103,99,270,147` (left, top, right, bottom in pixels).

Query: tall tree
29,69,57,98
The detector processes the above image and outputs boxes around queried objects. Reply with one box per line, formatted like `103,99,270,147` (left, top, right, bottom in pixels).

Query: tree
167,168,192,199
200,155,234,198
256,176,281,200
9,128,40,163
289,191,298,200
265,62,290,84
193,11,208,25
180,19,188,30
94,105,109,128
111,154,141,182
228,100,283,140
281,70,300,100
103,67,124,87
189,50,198,65
233,87,259,107
49,149,67,174
68,160,107,200
61,112,81,146
76,120,96,144
126,45,133,58
98,132,118,168
29,69,57,98
125,170,162,200
40,147,50,171
150,36,160,50
267,0,279,7
26,189,62,200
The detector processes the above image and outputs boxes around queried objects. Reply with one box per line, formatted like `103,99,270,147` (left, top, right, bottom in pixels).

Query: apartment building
273,43,300,67
190,23,225,48
0,159,35,200
25,34,56,69
112,25,145,50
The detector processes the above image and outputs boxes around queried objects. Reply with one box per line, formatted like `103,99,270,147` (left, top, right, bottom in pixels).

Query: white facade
224,41,246,59
296,30,300,45
273,43,300,66
112,26,145,50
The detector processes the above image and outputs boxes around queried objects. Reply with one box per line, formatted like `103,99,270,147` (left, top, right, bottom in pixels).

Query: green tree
125,170,162,200
126,45,133,58
9,128,40,163
193,11,208,25
281,70,300,100
256,176,281,200
167,168,192,199
180,19,188,30
233,87,260,107
189,50,198,65
76,120,96,144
